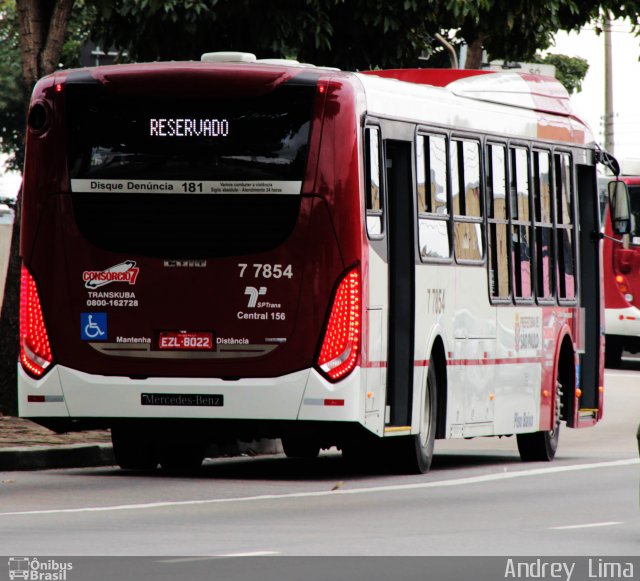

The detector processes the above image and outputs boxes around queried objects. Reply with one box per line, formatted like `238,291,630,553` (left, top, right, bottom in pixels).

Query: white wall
0,220,13,315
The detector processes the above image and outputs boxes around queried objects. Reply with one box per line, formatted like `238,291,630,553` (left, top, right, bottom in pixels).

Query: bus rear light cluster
317,268,361,381
615,274,634,303
20,265,53,377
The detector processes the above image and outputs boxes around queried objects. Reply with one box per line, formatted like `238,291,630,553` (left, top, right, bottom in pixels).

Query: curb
0,439,284,471
0,443,115,471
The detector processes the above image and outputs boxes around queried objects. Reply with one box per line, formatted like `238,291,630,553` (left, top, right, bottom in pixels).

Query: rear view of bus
19,55,366,470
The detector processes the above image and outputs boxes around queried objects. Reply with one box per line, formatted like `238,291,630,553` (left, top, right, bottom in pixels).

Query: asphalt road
0,366,638,557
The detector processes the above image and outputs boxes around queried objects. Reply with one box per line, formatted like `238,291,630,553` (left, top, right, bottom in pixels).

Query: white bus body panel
364,245,389,436
355,73,564,440
356,72,592,145
453,265,496,430
494,307,543,435
412,254,543,438
18,364,366,424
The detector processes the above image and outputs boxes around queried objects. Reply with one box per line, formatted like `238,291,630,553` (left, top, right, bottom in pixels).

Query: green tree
537,53,589,95
0,0,82,415
90,0,335,63
455,1,640,69
89,0,487,70
1,1,94,170
87,0,622,80
0,2,24,173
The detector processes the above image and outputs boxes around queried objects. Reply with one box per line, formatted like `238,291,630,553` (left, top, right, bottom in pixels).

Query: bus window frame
509,142,536,306
364,124,386,241
450,133,486,266
532,147,557,306
486,139,513,304
554,149,579,306
415,129,453,264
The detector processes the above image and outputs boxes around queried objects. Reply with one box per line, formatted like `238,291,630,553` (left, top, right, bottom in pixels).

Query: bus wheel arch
391,337,445,474
517,333,574,462
556,334,576,425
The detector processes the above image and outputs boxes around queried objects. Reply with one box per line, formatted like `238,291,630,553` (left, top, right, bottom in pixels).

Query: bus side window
510,147,533,300
365,126,384,238
452,139,483,262
487,143,510,299
417,134,450,260
554,152,576,301
533,150,555,301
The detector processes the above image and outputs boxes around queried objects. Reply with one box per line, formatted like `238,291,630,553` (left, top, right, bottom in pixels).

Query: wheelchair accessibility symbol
81,312,107,341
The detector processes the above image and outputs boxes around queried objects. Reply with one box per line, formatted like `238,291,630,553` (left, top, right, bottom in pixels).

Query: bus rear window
67,82,315,195
66,81,314,257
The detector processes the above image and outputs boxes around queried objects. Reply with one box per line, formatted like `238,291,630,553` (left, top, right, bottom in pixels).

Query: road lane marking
550,521,623,530
0,458,637,517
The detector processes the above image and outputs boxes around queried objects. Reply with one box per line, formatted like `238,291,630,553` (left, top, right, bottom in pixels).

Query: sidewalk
0,415,114,471
0,415,283,471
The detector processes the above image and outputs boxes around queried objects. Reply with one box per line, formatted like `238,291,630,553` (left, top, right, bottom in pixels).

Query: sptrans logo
8,558,73,581
83,260,140,290
244,286,267,308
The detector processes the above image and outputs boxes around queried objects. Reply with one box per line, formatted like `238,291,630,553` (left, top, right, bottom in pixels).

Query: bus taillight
317,268,361,381
615,274,634,303
20,264,53,377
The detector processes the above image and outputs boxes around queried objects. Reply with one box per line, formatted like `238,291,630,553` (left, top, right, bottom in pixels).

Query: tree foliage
0,1,25,173
0,0,94,171
87,0,640,73
90,0,335,63
537,53,590,95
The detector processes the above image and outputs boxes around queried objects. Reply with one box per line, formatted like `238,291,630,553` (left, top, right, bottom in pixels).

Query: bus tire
517,381,562,462
282,437,320,459
393,362,437,474
111,426,159,471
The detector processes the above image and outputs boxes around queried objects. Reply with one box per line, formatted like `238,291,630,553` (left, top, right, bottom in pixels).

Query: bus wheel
517,381,562,462
282,437,320,459
111,426,159,471
393,362,437,474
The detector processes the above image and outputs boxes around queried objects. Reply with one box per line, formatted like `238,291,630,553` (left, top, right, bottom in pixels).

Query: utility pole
604,14,615,155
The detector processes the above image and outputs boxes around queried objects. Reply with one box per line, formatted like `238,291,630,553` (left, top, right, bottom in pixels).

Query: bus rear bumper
18,364,364,425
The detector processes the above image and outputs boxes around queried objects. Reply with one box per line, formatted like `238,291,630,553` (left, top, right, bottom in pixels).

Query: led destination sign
67,82,315,185
149,118,229,138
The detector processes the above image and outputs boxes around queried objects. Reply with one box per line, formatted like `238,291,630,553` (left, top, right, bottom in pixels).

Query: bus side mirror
608,180,631,235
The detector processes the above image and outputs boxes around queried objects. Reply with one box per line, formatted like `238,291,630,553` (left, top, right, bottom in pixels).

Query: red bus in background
18,53,620,473
601,170,640,367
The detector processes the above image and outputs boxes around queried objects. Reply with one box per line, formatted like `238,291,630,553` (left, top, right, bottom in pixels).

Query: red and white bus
601,170,640,367
18,53,622,472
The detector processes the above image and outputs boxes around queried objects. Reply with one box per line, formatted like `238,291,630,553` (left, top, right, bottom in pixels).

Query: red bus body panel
21,63,364,380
